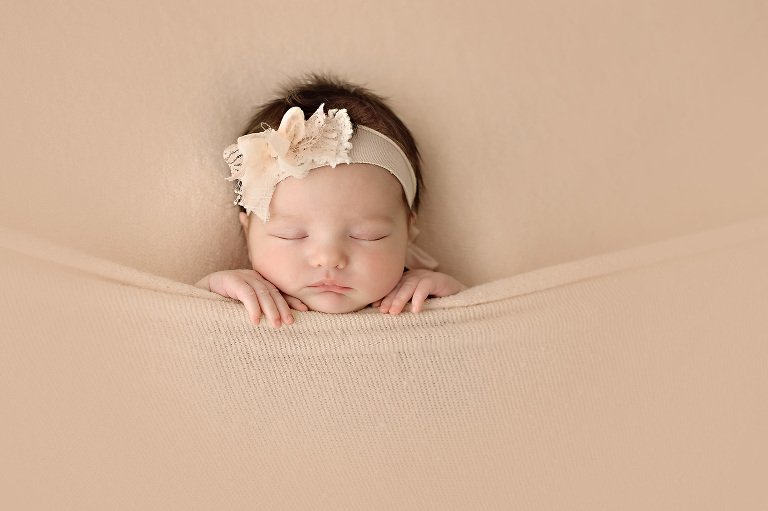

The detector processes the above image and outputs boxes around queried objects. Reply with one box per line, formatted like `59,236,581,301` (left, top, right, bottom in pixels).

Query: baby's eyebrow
269,212,396,224
358,214,396,224
267,212,304,222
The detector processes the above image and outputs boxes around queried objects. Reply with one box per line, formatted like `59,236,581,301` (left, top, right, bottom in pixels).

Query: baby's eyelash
350,235,388,241
272,234,307,240
269,233,387,241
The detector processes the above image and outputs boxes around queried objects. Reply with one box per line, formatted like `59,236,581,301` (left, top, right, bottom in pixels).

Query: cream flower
224,104,353,222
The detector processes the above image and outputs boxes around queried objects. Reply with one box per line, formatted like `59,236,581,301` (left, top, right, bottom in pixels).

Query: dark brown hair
241,73,424,212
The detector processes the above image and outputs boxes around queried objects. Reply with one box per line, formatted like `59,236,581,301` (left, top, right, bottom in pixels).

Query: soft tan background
2,0,767,286
2,2,768,509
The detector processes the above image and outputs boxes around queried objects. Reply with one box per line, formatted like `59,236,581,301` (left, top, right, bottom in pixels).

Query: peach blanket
2,218,766,510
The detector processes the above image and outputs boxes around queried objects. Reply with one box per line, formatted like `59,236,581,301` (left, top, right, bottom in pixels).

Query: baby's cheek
249,245,299,290
363,252,406,296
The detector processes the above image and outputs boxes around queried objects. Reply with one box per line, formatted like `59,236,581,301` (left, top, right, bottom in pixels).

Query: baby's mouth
309,280,352,293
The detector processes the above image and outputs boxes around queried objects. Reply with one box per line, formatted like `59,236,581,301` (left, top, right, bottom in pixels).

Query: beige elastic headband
224,104,417,222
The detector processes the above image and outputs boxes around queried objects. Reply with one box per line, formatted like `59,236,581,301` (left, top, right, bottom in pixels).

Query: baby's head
240,74,424,212
226,75,424,313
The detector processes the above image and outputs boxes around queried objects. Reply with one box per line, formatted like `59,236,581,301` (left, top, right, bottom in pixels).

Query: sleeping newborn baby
195,75,465,328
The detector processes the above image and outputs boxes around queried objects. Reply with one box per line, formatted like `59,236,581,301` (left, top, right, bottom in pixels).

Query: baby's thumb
283,294,309,311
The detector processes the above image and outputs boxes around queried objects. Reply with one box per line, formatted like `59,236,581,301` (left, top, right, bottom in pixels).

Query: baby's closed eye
349,233,388,241
270,232,308,240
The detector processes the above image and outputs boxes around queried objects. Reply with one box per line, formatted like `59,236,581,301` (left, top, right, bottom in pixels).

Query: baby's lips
309,279,350,289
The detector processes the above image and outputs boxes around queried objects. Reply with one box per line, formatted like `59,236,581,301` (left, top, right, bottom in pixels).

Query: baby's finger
388,279,420,315
283,294,309,312
371,299,382,309
247,279,284,328
378,282,404,313
230,281,263,325
271,292,297,326
410,279,434,313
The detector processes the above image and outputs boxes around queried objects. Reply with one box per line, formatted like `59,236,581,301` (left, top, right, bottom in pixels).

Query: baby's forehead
269,163,408,220
268,210,397,224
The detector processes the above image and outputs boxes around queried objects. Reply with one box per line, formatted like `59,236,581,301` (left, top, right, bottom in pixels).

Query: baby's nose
310,242,348,269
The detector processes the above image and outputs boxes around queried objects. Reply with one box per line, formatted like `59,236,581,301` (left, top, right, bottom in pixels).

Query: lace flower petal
223,104,354,221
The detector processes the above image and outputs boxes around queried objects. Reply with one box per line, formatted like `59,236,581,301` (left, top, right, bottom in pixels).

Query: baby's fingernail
285,315,294,324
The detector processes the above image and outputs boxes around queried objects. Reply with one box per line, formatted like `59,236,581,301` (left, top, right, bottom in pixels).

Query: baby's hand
195,270,308,328
373,269,467,315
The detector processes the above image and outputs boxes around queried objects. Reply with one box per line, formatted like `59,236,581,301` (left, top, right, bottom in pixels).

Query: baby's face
242,163,412,313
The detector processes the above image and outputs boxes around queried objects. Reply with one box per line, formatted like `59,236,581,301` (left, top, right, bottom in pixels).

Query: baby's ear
239,212,250,242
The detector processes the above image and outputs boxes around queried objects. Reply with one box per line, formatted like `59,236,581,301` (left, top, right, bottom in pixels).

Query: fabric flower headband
223,104,417,222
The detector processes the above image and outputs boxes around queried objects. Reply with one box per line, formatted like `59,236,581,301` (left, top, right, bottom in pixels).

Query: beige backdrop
2,1,768,510
2,0,767,286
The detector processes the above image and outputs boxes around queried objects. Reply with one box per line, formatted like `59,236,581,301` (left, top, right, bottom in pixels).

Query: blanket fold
2,217,767,510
